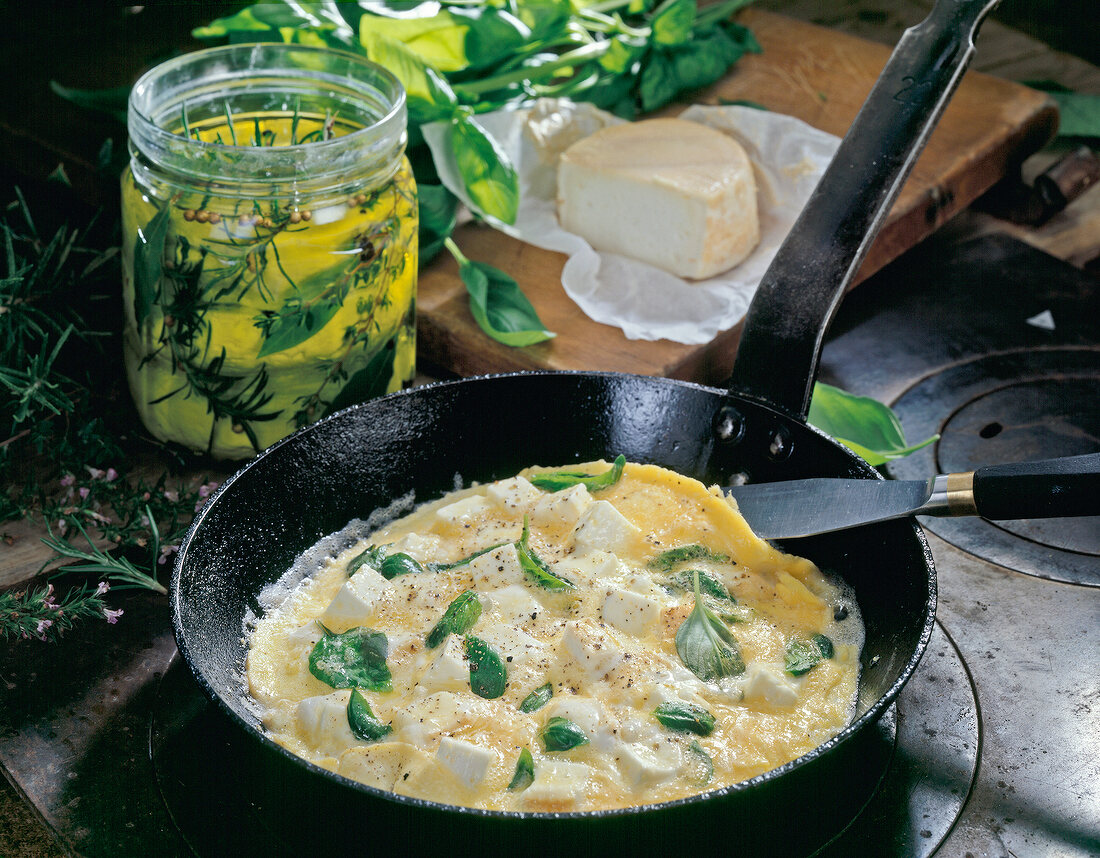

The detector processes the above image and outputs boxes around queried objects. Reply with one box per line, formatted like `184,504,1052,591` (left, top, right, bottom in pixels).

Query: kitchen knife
725,452,1100,539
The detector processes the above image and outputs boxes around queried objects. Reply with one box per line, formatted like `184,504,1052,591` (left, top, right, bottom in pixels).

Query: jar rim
128,42,407,188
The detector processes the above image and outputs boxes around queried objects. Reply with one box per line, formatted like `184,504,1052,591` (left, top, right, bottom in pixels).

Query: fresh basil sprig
428,541,511,572
808,382,938,467
508,747,536,792
347,689,392,742
347,543,429,579
540,716,589,752
653,701,716,736
516,516,574,592
784,633,835,676
464,634,507,699
529,455,626,493
519,682,554,713
309,624,392,692
648,544,730,572
675,571,745,682
685,740,714,786
426,590,483,649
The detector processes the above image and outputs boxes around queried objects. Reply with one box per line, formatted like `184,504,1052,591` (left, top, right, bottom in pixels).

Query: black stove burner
149,624,977,858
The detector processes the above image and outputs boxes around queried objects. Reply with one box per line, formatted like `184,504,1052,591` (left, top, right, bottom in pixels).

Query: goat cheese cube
418,635,469,693
386,531,442,562
615,741,680,788
561,618,624,683
436,494,492,524
295,692,357,756
485,584,542,624
557,118,759,280
478,621,545,671
522,759,592,809
545,695,618,752
601,588,661,637
320,568,393,629
468,543,525,589
742,663,799,707
486,476,542,512
436,737,497,790
391,691,465,746
572,500,641,556
530,483,592,529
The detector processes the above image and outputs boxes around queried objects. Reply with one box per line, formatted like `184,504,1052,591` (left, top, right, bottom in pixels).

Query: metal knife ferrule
924,472,977,516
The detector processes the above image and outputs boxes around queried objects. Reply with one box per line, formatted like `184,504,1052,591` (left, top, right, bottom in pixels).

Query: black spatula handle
973,452,1100,520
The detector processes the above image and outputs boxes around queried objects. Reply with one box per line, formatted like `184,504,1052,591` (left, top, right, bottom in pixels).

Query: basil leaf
347,689,392,741
651,0,695,46
417,183,459,263
529,455,626,493
309,625,392,691
540,716,589,752
347,544,387,577
653,701,716,736
323,343,396,417
425,590,482,649
360,32,459,126
448,116,519,225
254,260,354,357
648,544,729,572
465,634,507,699
685,740,714,786
519,682,553,713
452,6,530,72
516,516,573,591
808,382,938,467
666,569,732,602
380,552,426,580
784,634,835,676
508,747,535,791
675,571,745,682
427,541,511,572
359,8,469,72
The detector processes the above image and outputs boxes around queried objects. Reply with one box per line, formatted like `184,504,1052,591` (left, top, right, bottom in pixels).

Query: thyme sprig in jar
123,43,416,459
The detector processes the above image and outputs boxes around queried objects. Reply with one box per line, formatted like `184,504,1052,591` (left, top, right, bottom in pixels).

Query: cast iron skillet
173,1,999,853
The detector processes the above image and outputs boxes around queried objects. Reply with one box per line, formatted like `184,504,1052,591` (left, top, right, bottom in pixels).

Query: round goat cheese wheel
556,117,760,280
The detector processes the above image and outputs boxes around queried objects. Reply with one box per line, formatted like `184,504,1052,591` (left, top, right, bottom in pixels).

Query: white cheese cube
615,741,680,788
418,635,469,693
544,695,619,752
557,118,759,280
286,621,322,649
338,741,417,791
486,476,542,512
436,494,492,524
571,500,641,556
386,531,442,562
436,737,497,790
319,568,393,629
742,663,799,707
530,483,592,529
522,759,592,809
601,588,661,637
468,543,525,589
485,584,542,624
561,618,624,683
391,691,465,746
478,621,546,672
295,691,356,756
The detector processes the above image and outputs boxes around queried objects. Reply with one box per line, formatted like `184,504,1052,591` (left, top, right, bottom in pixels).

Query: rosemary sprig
0,580,118,643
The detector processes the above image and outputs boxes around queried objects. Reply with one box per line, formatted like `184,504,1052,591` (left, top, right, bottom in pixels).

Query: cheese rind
556,118,759,280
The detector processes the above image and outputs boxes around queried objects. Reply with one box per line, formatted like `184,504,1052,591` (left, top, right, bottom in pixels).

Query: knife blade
724,453,1100,539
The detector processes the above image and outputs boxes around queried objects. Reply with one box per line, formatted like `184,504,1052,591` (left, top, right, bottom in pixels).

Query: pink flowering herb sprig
0,580,120,643
39,503,168,596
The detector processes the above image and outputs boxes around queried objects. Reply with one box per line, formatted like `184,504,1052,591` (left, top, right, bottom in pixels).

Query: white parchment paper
424,99,840,344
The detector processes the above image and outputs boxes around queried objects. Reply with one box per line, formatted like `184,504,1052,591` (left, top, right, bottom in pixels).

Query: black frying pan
172,1,999,853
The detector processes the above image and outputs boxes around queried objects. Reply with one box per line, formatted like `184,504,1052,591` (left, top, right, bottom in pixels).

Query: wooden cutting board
416,8,1057,385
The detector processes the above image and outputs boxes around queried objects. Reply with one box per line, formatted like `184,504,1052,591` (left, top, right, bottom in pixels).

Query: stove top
1,233,1097,856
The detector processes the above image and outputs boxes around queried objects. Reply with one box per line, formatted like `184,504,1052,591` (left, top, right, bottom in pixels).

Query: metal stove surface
0,233,1096,856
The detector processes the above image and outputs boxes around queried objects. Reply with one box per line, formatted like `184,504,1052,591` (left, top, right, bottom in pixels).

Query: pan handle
727,0,1001,422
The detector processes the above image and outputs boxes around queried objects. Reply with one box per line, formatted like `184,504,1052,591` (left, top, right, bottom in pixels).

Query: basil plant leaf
529,455,626,493
451,6,531,72
380,552,427,580
666,569,733,603
675,572,745,682
516,516,573,591
648,544,730,572
540,716,589,752
465,634,507,699
347,544,388,577
784,634,835,676
651,0,695,46
428,541,511,573
460,257,555,347
808,381,938,466
359,8,470,72
519,682,553,713
347,689,392,742
309,625,392,691
361,31,459,126
448,116,519,225
685,740,714,786
426,590,483,649
653,701,717,736
508,747,535,792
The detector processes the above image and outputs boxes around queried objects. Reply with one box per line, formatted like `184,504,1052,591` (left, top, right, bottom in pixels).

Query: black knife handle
973,452,1100,520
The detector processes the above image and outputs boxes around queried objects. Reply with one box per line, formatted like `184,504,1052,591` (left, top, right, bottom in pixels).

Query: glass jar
122,43,417,459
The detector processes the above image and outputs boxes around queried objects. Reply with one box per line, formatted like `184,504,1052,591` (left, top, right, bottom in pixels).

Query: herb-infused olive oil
123,45,416,459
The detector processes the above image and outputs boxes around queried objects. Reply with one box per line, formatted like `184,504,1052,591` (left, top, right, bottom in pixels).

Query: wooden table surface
1,1,1097,855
